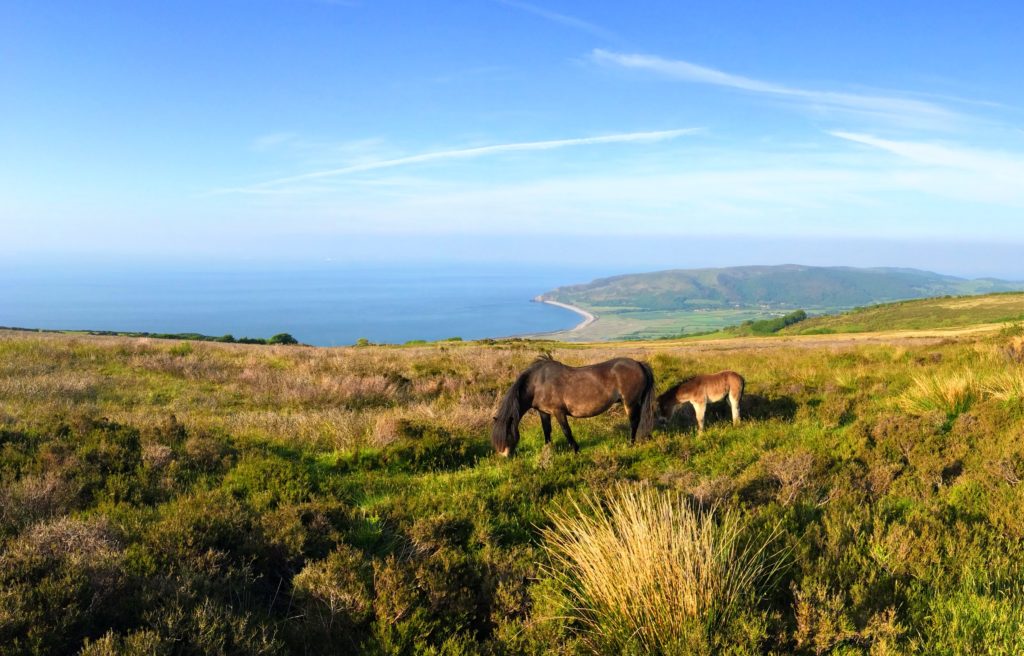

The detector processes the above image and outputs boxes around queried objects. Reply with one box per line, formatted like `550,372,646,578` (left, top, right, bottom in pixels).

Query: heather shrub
79,629,169,655
0,516,130,654
916,588,1024,655
292,544,374,649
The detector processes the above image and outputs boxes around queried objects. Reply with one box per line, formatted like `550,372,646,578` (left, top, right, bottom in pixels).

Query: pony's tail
491,376,524,455
636,361,657,440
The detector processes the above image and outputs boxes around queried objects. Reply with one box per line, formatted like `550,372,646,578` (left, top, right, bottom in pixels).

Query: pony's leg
539,411,553,445
555,412,580,453
730,392,741,426
626,403,641,444
692,401,706,434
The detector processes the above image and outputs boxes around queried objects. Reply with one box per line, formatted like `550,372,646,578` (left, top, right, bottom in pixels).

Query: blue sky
3,1,1023,275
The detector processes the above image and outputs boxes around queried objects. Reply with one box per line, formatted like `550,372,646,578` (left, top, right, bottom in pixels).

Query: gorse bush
541,484,785,655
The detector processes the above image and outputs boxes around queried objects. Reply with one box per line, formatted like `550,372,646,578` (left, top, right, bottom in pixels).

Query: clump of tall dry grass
898,373,977,416
983,370,1024,402
541,484,784,654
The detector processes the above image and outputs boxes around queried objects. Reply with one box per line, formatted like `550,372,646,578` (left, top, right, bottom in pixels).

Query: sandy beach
533,297,597,332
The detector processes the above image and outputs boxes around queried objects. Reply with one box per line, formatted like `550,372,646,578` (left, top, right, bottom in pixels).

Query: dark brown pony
491,356,656,455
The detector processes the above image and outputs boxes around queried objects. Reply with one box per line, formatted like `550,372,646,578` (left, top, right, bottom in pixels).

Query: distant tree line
0,326,299,345
739,309,808,335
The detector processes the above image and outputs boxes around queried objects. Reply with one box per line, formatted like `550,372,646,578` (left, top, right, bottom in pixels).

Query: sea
0,263,609,346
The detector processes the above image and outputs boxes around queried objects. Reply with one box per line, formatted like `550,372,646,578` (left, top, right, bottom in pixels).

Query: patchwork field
2,316,1024,654
543,306,779,341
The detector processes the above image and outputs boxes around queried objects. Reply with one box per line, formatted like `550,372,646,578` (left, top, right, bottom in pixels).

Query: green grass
781,292,1024,335
2,328,1024,653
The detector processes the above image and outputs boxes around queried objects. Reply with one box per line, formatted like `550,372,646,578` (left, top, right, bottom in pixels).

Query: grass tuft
541,483,785,654
984,369,1024,402
899,372,977,417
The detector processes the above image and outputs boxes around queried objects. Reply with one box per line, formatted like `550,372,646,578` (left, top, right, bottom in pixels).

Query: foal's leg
729,390,742,425
554,412,580,453
539,411,553,445
692,400,706,434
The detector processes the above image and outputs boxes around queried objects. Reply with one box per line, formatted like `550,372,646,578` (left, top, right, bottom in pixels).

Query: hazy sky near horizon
3,1,1024,274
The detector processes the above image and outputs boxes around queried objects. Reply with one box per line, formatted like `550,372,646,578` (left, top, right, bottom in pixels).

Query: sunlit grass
541,483,785,654
899,372,978,417
983,369,1024,402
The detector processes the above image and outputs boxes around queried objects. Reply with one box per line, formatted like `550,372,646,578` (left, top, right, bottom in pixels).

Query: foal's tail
636,361,657,440
491,374,525,455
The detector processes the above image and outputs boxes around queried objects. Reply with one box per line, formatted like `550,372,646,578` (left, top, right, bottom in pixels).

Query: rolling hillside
538,265,1024,341
541,264,1024,311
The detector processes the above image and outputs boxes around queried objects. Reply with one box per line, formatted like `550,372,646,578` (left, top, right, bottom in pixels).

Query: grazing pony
657,371,745,433
491,356,656,456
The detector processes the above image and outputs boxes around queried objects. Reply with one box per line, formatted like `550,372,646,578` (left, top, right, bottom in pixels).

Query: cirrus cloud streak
213,128,700,195
591,49,959,127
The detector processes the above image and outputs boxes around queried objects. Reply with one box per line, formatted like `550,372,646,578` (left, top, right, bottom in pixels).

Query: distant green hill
541,265,1024,312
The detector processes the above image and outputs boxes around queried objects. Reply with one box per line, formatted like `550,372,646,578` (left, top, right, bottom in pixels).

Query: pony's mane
656,382,681,405
525,353,558,372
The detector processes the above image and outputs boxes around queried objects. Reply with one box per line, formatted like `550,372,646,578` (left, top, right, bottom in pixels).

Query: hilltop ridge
536,265,1024,340
541,264,1024,311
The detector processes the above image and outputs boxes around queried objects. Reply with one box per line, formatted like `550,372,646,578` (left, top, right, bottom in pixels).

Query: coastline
532,296,597,332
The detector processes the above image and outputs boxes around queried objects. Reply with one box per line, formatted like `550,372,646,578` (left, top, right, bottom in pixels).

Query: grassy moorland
3,323,1024,654
780,293,1024,336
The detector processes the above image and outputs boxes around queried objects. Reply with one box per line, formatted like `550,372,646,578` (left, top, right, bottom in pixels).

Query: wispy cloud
496,0,619,42
215,129,699,194
591,49,959,126
830,131,1024,205
831,131,1024,174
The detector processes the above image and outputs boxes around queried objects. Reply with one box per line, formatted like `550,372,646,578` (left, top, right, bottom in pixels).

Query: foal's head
654,387,679,425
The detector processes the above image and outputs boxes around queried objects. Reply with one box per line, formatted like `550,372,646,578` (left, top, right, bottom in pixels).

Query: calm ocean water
0,263,607,346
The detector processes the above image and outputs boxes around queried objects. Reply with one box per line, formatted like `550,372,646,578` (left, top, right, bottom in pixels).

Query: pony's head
491,378,524,456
